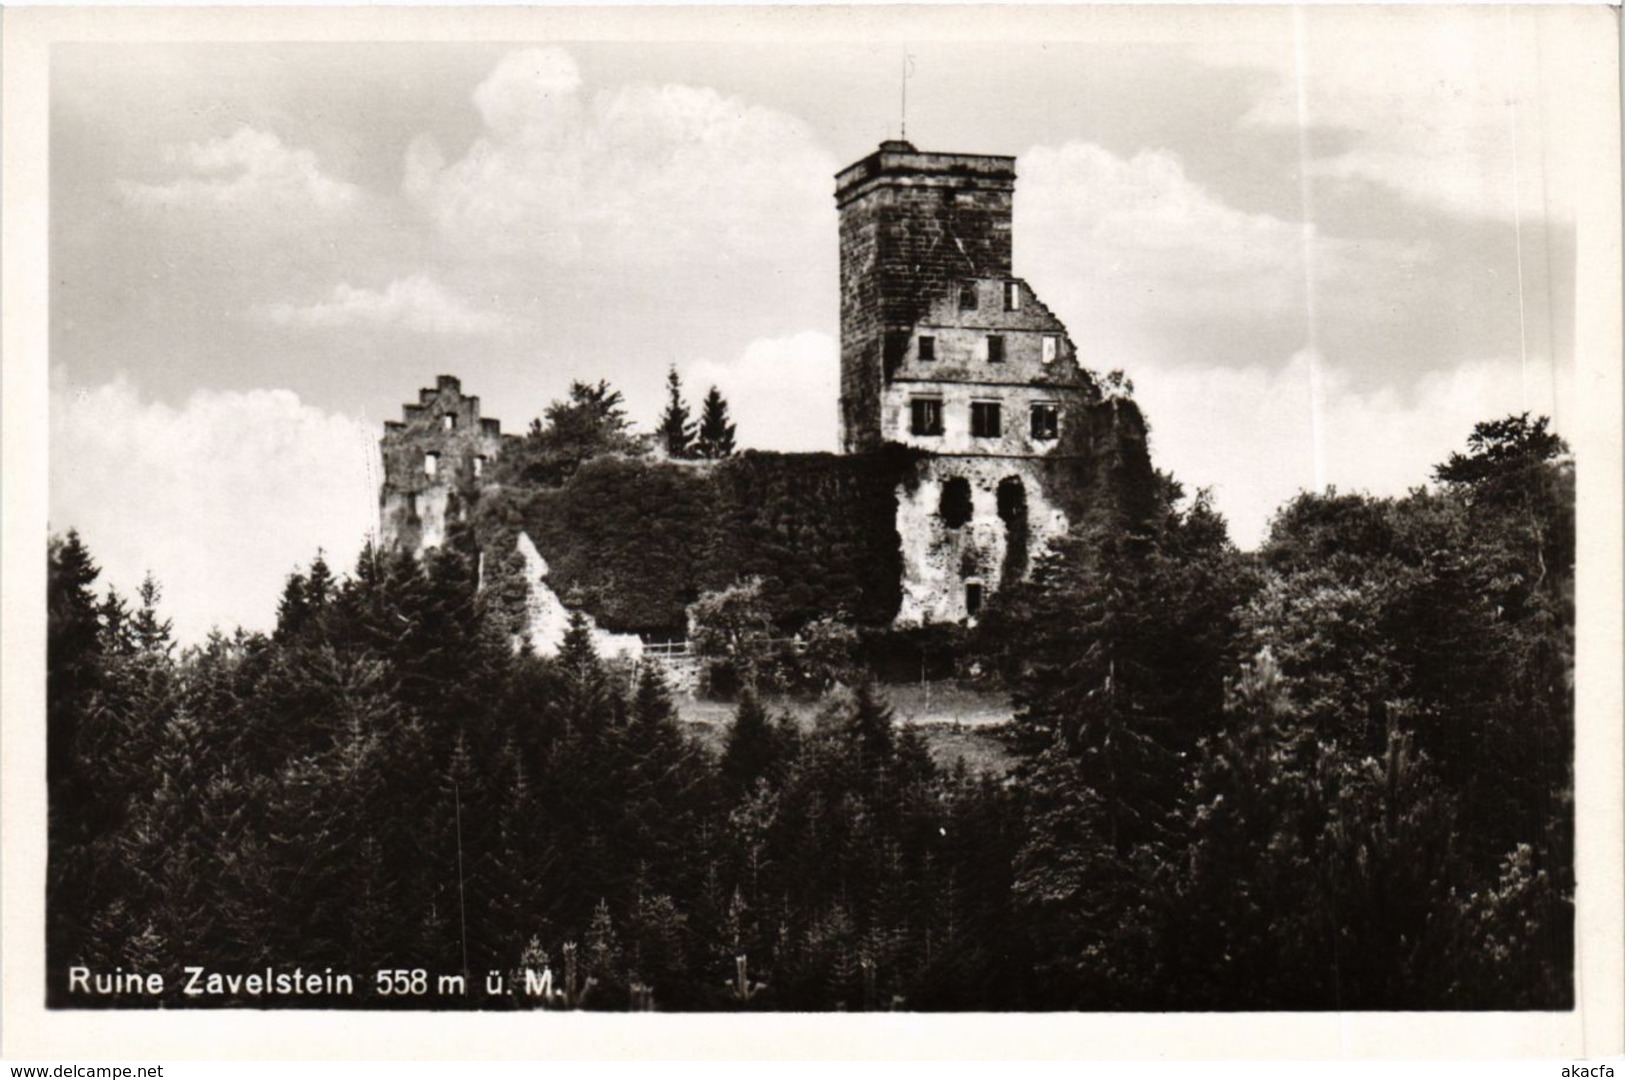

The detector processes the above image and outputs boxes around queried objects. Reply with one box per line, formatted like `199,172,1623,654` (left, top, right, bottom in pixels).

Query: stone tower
379,375,511,556
835,140,1103,624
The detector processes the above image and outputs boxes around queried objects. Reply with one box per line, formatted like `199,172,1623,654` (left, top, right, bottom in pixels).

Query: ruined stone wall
894,455,1069,625
893,277,1085,382
393,385,1151,638
887,385,1153,627
379,375,511,556
879,275,1094,458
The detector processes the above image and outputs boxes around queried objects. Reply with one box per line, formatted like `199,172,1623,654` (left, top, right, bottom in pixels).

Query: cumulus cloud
1196,11,1539,219
403,47,836,266
117,126,359,210
260,275,512,335
1021,142,1311,314
1132,349,1575,549
683,331,839,453
50,376,379,642
1015,140,1420,371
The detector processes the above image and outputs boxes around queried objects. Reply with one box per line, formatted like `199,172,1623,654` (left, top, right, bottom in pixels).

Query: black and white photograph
3,1,1622,1061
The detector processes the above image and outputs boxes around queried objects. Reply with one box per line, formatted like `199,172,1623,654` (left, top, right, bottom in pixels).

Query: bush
687,578,777,698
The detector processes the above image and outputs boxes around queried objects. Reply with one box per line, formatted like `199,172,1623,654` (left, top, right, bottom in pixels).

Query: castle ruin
835,140,1098,623
379,141,1146,642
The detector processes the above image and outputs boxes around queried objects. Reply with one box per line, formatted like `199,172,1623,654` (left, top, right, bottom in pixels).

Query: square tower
835,140,1018,453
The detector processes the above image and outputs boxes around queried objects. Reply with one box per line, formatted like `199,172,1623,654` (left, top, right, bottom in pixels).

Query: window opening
997,477,1030,586
971,401,1002,439
939,476,973,528
1041,336,1058,364
986,335,1006,364
965,580,984,618
918,335,936,362
910,397,944,437
1031,403,1060,441
959,281,979,311
1005,282,1021,311
443,414,456,432
423,452,439,479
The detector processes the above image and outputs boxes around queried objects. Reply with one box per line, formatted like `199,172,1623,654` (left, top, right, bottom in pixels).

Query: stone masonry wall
837,142,1017,453
894,455,1067,625
380,375,511,556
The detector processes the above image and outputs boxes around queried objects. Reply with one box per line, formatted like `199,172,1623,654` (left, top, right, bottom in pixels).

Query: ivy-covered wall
471,399,1153,639
476,447,919,636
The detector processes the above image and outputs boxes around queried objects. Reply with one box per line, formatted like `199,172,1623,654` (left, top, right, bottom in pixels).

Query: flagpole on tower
900,50,909,139
903,48,916,138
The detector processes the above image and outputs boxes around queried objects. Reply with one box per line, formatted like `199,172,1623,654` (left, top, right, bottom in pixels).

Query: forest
46,412,1574,1011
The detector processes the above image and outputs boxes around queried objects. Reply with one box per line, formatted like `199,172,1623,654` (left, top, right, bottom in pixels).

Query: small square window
1031,403,1060,441
424,452,440,479
959,282,979,311
1041,336,1058,364
986,335,1006,364
918,335,936,362
911,397,944,436
971,401,1002,439
1005,282,1021,311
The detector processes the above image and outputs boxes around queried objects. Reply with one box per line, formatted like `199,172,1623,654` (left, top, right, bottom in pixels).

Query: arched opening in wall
939,476,973,529
997,476,1029,586
423,452,440,479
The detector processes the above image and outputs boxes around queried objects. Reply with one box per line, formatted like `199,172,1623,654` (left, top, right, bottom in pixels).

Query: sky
47,9,1592,642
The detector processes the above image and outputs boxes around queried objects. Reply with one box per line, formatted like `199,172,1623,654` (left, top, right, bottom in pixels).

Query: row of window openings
423,452,485,478
917,334,1058,365
961,281,1024,312
910,399,1060,440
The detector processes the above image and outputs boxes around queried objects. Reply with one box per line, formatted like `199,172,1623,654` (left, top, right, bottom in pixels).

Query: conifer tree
658,365,695,459
304,550,337,614
555,610,618,737
694,386,737,459
99,586,135,658
844,677,896,783
274,571,310,643
46,531,114,996
718,688,781,801
132,573,174,655
48,531,104,798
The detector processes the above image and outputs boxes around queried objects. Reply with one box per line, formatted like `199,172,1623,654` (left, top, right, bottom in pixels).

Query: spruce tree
694,386,737,459
844,677,896,780
46,531,108,996
274,571,310,643
132,573,174,655
658,366,695,459
718,688,780,800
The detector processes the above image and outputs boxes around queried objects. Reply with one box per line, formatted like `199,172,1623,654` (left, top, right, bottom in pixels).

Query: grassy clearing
675,680,1020,776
